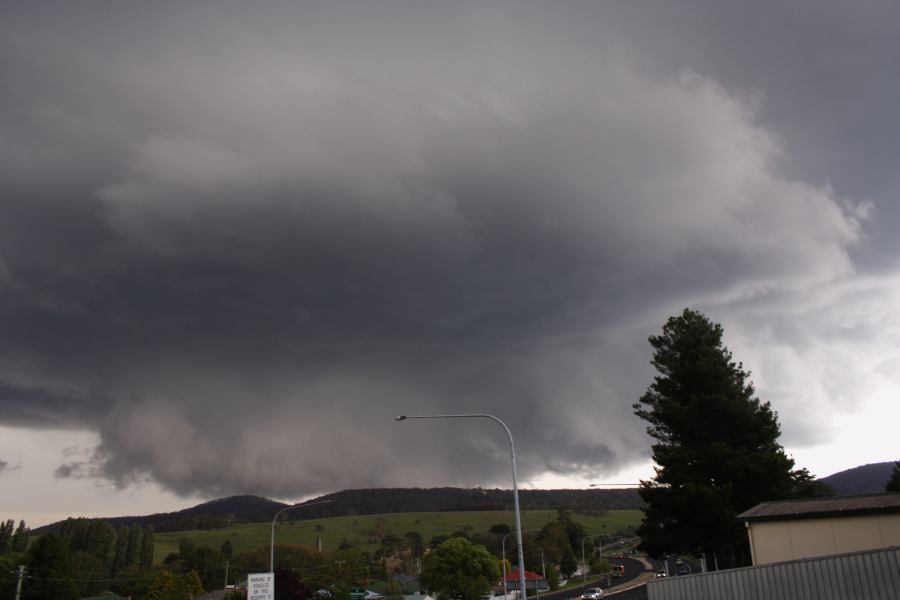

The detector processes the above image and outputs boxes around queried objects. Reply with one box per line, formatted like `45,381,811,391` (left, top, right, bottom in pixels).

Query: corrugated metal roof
738,492,900,522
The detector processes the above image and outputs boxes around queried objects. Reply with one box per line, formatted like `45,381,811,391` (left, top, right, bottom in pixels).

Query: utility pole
538,548,545,599
14,565,25,600
224,559,229,589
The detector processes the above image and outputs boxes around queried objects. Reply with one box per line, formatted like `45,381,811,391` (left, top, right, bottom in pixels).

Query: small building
504,569,549,592
738,492,900,565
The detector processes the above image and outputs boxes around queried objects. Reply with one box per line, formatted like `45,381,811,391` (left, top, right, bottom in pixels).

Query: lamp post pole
396,414,528,600
580,536,591,586
502,529,539,599
580,535,610,586
270,500,331,572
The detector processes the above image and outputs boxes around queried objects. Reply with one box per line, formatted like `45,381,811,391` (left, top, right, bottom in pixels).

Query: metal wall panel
647,546,900,600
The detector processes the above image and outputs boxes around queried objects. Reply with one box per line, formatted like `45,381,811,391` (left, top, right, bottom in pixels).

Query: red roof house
504,569,548,591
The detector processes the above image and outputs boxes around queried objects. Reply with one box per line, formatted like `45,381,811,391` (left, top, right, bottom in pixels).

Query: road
535,557,648,600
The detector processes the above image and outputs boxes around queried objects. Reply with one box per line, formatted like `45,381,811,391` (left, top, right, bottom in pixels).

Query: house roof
505,569,545,581
738,492,900,523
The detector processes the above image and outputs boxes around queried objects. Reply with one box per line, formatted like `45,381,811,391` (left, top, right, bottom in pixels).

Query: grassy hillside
154,509,642,563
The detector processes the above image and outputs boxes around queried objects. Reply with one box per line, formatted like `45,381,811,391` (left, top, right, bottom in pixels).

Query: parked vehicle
581,587,604,599
350,588,383,600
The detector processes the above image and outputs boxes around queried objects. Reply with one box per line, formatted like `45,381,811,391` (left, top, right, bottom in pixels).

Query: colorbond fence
646,546,900,600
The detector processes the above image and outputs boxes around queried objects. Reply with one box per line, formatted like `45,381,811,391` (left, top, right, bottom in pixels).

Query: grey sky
1,2,898,524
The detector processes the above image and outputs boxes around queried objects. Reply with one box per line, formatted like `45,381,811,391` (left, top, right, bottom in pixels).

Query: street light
396,414,528,600
270,499,331,572
579,535,592,586
579,535,614,586
502,529,539,599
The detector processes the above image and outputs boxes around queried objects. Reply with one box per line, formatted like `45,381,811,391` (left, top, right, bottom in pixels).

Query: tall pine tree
124,522,142,567
25,534,78,600
886,461,900,492
139,525,155,568
11,521,29,553
633,309,810,568
0,520,13,554
111,526,127,575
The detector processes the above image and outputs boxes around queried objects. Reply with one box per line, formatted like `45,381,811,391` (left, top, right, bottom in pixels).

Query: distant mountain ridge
33,464,899,535
33,495,289,534
306,486,644,518
33,486,643,534
819,462,896,495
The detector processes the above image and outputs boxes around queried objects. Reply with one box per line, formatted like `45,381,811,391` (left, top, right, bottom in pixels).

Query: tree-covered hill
33,495,289,534
34,487,643,534
303,487,644,519
819,462,896,495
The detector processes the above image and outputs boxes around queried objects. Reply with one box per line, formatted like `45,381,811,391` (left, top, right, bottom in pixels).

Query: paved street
537,557,649,600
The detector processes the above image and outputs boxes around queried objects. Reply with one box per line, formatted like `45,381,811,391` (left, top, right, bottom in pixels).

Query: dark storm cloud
53,462,83,480
0,2,894,497
0,457,21,474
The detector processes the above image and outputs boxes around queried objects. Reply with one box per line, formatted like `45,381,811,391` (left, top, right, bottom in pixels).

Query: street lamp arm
395,414,514,448
395,413,527,600
270,499,331,572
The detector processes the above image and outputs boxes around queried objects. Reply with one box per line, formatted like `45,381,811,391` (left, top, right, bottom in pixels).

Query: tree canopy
419,537,499,600
633,308,811,568
25,534,78,600
887,461,900,492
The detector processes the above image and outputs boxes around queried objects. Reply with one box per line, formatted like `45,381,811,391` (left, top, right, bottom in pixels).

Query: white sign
248,572,274,600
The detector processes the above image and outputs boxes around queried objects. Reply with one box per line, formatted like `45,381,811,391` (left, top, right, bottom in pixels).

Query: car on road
675,565,690,576
655,570,667,578
581,587,604,599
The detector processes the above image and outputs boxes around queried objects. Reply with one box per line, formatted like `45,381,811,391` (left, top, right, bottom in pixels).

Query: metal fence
646,546,900,600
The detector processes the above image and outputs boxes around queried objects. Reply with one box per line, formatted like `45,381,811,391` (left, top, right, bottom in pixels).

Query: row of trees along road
0,518,158,599
0,520,30,554
634,308,828,569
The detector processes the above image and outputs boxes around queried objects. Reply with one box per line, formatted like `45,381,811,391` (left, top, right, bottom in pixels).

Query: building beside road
646,492,900,599
737,492,900,565
504,569,548,592
646,546,900,600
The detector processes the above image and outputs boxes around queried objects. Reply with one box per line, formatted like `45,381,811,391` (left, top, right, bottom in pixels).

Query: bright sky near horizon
1,2,899,528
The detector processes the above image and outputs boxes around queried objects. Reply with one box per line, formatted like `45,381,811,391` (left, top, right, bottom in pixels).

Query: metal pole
503,529,539,599
14,565,24,600
580,536,590,585
270,499,331,572
396,414,528,600
502,532,508,599
538,548,545,598
580,535,607,585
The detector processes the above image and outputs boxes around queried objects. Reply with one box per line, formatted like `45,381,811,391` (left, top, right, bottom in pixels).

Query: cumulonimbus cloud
0,2,891,498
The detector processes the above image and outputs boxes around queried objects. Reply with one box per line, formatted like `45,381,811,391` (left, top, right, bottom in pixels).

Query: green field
154,509,642,564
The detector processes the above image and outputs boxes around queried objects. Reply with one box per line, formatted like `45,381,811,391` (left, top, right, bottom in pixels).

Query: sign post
248,572,274,600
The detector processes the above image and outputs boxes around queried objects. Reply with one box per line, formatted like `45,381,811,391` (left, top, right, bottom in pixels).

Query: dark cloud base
0,1,893,499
